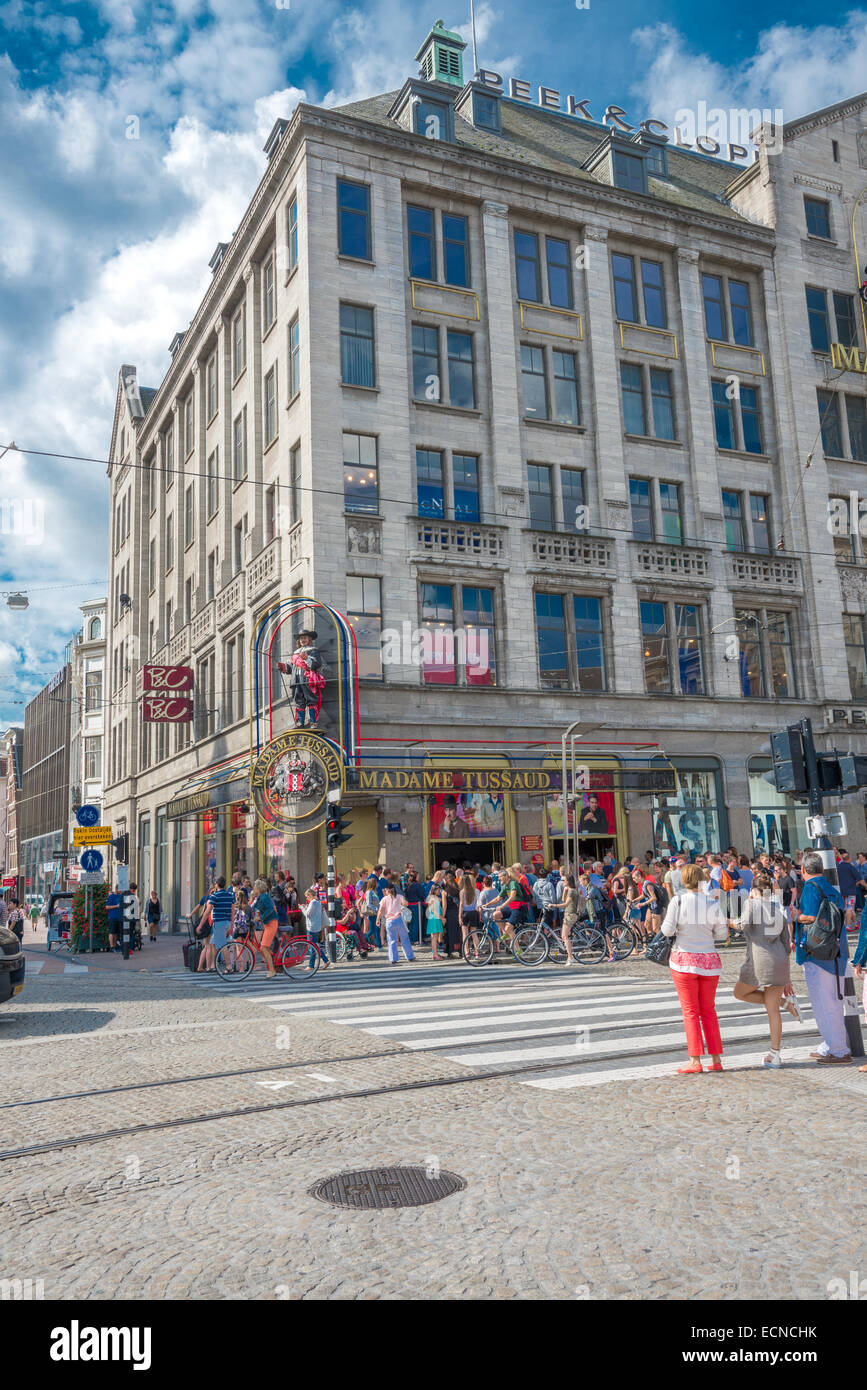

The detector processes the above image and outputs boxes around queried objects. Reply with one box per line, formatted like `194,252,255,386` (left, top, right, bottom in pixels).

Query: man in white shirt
664,857,684,898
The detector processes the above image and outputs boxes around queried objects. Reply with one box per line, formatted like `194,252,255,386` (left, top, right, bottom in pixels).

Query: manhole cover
308,1166,465,1210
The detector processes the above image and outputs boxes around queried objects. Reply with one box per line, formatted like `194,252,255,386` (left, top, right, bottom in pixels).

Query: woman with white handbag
376,884,417,965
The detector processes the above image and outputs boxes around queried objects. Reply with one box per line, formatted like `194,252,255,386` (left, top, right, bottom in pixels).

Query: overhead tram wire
3,437,866,570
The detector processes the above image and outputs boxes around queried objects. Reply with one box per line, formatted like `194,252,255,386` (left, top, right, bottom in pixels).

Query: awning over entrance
166,758,250,821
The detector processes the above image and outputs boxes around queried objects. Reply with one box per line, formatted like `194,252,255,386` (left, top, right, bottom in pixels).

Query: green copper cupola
415,18,466,87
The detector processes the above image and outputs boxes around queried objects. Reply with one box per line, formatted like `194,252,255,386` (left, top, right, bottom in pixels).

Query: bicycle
461,914,509,966
215,928,326,981
512,914,571,966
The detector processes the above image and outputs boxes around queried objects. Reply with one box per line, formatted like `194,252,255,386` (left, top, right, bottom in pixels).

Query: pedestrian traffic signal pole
325,793,352,965
765,718,863,1057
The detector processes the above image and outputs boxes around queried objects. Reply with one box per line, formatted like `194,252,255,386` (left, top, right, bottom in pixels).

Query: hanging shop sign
142,664,194,691
141,664,194,724
250,730,343,833
166,778,249,821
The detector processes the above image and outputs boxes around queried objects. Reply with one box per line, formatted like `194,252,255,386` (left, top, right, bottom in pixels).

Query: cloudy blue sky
1,0,866,724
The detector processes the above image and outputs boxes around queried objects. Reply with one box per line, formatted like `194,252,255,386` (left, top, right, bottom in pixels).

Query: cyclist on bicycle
303,887,328,969
251,879,280,979
492,864,533,943
560,874,582,965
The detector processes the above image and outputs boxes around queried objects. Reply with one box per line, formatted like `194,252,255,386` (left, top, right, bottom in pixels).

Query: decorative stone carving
839,566,867,607
347,521,381,555
605,498,631,532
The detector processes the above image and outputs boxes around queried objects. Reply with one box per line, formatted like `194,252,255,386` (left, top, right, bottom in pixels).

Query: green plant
71,882,110,949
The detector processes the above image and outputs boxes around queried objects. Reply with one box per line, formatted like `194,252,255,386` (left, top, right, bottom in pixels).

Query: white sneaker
762,1050,782,1068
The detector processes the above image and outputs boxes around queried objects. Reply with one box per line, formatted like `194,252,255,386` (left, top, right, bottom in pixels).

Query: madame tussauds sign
475,70,781,164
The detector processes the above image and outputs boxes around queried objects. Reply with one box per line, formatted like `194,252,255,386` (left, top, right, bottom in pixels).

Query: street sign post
73,826,113,846
79,849,104,873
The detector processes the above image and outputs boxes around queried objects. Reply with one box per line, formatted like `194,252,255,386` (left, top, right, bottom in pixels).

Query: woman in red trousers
660,863,728,1074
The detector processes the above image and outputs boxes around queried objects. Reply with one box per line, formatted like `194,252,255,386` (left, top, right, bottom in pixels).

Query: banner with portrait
429,791,505,840
547,788,616,839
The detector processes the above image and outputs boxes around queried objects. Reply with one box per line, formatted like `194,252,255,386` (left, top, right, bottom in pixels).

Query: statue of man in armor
277,629,325,729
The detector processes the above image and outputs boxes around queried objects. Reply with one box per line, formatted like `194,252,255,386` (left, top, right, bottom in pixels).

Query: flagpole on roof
470,0,478,76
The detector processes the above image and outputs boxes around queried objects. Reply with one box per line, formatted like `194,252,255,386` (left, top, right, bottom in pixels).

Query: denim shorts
211,916,231,950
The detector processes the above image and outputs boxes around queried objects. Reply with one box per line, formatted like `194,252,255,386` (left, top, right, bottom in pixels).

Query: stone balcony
525,530,615,574
630,540,713,583
410,517,508,565
169,625,190,664
248,534,281,602
191,600,215,650
216,571,245,628
726,550,802,592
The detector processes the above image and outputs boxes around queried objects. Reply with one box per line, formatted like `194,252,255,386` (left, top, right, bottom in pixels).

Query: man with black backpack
793,852,851,1064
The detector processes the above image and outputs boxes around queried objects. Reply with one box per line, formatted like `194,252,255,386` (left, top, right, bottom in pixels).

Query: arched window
89,617,102,641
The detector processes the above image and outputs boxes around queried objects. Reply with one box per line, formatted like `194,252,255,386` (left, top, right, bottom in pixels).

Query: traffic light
763,726,808,796
818,754,844,796
326,805,353,849
111,832,129,865
836,754,867,790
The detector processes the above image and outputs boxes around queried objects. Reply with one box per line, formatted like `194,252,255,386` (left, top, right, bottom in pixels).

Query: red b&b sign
142,664,194,723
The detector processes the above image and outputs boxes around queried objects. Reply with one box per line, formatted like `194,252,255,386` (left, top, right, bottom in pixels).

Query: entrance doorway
431,839,505,872
550,837,615,866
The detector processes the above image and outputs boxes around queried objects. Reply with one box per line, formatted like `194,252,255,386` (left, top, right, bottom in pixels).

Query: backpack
719,868,735,892
650,881,668,913
803,880,844,961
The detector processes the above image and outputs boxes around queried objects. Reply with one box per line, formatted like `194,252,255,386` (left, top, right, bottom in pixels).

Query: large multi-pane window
521,345,548,419
735,608,795,698
184,483,194,548
724,490,774,555
453,455,480,522
412,324,440,400
844,615,867,699
620,363,646,434
232,517,246,574
290,444,301,522
408,205,436,279
804,196,831,239
640,601,704,694
629,478,654,541
85,671,102,712
264,365,278,445
552,351,579,425
84,736,102,780
347,576,383,680
224,631,245,724
514,231,541,302
183,393,194,457
416,448,444,518
611,254,667,328
514,230,573,307
262,255,275,332
163,425,174,489
545,237,572,309
442,214,469,287
338,180,371,259
419,584,496,687
343,433,378,513
231,305,246,378
447,330,475,408
149,537,156,591
528,463,554,530
287,195,298,272
207,549,217,602
722,491,746,551
340,304,374,387
749,494,771,553
232,408,247,482
534,592,605,691
702,274,753,345
834,292,858,347
612,150,645,193
288,316,300,398
806,286,831,352
561,468,586,531
629,478,683,547
847,396,867,462
206,449,218,517
166,512,174,571
196,652,216,739
712,379,763,453
206,354,217,420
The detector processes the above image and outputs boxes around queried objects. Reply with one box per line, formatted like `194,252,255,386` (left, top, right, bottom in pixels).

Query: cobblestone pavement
1,955,864,1300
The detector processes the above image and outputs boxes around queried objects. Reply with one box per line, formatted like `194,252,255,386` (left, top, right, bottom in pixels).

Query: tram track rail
0,1013,821,1161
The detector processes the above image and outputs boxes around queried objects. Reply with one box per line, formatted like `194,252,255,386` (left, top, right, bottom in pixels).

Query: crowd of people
125,842,867,1074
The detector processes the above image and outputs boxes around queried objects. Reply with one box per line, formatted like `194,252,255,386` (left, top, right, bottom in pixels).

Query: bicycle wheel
281,936,321,981
546,929,569,965
607,925,638,961
333,934,349,962
571,925,606,965
215,942,254,979
512,924,549,966
462,929,494,966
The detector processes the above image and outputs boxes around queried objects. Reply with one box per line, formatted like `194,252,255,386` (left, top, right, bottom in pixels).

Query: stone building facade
102,23,867,918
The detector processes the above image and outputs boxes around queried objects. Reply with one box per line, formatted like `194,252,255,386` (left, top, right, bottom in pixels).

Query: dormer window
613,150,647,194
474,91,500,132
415,95,453,142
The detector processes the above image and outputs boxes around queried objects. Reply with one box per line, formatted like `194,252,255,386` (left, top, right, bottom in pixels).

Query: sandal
677,1063,704,1074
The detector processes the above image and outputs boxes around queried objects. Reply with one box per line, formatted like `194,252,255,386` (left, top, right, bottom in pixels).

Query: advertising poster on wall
429,791,505,840
547,788,617,839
